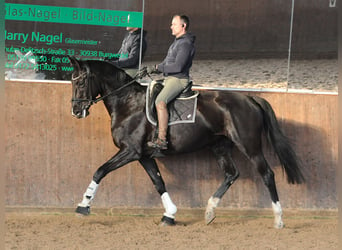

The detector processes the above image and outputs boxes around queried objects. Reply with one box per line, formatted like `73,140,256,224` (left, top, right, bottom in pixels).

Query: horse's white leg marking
161,192,177,219
78,180,99,207
272,201,284,229
205,196,221,224
207,196,220,210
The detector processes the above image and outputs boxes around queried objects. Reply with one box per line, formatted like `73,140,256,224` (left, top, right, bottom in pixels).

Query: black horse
69,57,304,228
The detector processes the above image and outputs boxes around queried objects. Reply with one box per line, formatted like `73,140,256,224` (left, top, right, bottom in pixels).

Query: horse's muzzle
71,107,89,119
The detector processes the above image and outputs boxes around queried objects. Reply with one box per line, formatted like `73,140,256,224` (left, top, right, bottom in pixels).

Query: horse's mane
82,59,131,83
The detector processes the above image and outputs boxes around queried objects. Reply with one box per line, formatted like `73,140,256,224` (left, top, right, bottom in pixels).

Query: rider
147,14,196,150
108,27,147,77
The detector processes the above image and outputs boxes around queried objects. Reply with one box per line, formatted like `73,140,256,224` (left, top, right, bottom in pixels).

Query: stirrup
147,138,168,150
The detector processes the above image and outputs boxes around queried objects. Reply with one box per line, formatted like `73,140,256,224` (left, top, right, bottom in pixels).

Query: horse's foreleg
252,154,284,229
76,149,139,216
206,140,239,225
161,192,177,221
76,180,99,215
139,157,177,225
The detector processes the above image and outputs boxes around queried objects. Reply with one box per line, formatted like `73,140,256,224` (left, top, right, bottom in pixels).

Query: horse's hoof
75,206,90,216
160,216,175,226
205,209,216,225
274,221,285,229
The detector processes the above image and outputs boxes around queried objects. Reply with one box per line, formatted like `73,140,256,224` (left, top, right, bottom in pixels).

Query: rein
91,78,138,104
72,67,147,106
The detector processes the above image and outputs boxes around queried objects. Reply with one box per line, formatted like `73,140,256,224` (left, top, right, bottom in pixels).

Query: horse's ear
68,56,81,72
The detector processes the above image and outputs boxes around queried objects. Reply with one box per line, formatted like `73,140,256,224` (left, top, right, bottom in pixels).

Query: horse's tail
250,96,305,184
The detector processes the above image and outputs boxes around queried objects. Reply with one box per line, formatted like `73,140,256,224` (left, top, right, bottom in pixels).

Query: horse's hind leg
139,157,177,226
251,153,284,229
206,139,239,225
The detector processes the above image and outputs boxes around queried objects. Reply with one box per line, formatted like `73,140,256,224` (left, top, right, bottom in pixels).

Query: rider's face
170,16,186,38
126,27,138,32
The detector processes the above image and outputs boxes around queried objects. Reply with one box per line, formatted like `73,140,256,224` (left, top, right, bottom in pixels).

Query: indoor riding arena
4,0,338,249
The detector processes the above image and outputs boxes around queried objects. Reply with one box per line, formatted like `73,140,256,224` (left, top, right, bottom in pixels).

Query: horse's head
69,56,146,119
69,56,94,119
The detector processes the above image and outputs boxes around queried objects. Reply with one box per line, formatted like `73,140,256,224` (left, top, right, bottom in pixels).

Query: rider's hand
147,65,159,74
136,67,148,78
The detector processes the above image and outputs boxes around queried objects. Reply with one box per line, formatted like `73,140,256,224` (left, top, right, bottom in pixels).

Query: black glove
147,65,159,74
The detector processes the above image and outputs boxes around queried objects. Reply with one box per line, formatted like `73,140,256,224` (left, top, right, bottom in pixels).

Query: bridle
71,66,147,108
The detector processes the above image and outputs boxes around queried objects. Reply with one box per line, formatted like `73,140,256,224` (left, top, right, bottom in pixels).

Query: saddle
146,80,199,126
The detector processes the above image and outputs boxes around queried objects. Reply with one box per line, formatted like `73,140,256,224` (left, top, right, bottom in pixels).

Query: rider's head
171,15,189,38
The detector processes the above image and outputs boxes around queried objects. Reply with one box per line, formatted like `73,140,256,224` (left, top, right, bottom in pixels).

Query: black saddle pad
146,82,199,126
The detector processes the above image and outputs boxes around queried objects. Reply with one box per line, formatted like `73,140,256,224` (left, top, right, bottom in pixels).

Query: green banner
5,3,143,28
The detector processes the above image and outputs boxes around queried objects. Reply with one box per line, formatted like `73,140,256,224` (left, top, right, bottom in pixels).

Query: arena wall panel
5,81,337,209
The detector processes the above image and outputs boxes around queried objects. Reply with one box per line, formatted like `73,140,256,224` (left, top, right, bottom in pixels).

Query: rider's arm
157,42,192,74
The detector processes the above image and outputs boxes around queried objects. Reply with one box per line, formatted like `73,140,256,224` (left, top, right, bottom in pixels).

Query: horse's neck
103,84,146,118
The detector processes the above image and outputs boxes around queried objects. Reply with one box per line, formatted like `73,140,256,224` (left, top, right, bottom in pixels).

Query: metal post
286,0,295,92
138,0,145,71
